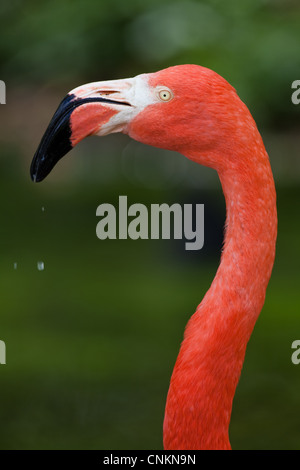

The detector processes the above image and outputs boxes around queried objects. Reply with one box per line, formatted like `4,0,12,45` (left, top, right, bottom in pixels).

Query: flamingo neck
163,135,277,450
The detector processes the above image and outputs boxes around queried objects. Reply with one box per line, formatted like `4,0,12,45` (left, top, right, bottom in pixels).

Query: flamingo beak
30,78,134,182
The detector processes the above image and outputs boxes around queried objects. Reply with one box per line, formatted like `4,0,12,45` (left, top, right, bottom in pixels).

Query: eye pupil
158,89,172,101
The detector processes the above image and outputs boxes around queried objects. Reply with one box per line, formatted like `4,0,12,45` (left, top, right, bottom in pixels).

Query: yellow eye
158,89,173,102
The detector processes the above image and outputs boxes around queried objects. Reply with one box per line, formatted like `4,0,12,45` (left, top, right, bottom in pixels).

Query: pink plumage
31,64,277,450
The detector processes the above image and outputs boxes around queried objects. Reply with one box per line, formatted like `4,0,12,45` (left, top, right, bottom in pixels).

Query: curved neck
163,136,277,450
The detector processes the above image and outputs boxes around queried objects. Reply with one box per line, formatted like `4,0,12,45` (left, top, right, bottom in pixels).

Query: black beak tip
30,149,56,183
30,92,124,183
30,154,46,183
30,93,76,183
30,155,40,183
30,145,72,183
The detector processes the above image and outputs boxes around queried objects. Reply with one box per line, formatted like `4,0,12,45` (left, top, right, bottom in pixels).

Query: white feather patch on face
95,74,157,136
70,73,172,137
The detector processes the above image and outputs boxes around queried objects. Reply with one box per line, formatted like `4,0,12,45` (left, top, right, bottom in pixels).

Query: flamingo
30,65,277,450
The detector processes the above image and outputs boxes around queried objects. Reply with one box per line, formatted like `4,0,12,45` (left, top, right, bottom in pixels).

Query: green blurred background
0,0,300,450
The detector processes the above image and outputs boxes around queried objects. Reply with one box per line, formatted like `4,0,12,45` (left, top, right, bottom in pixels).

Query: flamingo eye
157,88,173,102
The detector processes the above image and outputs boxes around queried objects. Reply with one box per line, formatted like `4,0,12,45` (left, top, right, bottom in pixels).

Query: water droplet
41,206,45,212
13,262,17,270
37,261,44,271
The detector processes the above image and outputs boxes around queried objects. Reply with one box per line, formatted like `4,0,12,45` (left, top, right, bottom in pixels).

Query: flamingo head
30,64,240,182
